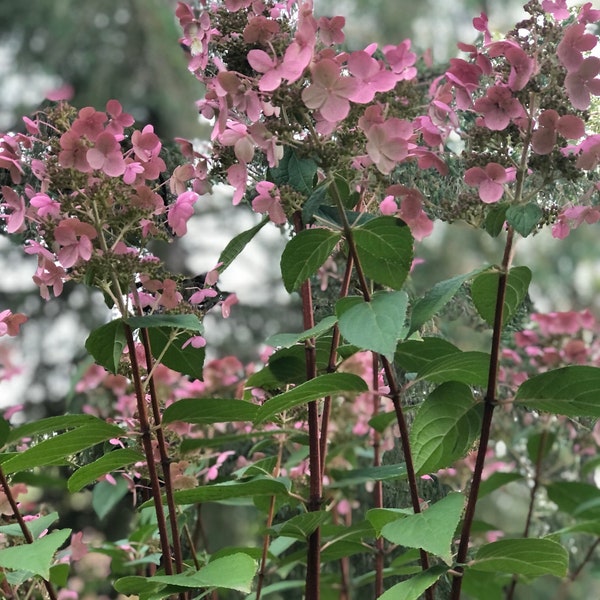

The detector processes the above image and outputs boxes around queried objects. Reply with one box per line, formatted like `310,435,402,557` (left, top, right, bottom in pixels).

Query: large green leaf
0,512,59,539
147,326,205,380
378,565,448,600
416,351,490,386
471,266,532,327
478,472,524,498
352,216,413,290
380,493,465,564
280,229,341,293
163,398,259,424
7,414,101,444
337,291,409,359
0,529,71,580
255,373,368,424
217,217,269,273
395,338,462,373
1,421,124,475
546,481,600,519
270,147,317,195
85,319,127,374
68,449,145,493
269,511,331,540
409,267,487,335
470,538,568,578
265,316,338,348
410,382,483,475
515,366,600,417
506,203,543,237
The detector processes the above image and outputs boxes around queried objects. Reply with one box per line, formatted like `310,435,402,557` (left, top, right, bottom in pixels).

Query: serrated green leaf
378,565,448,600
395,338,462,373
328,464,407,488
515,366,600,417
470,538,568,578
471,266,532,327
7,415,102,444
287,152,317,195
380,493,465,564
141,478,290,508
265,316,338,348
2,421,124,475
506,203,543,237
337,291,409,359
353,216,413,290
163,398,258,425
409,267,488,335
302,183,330,224
0,512,59,539
0,529,71,580
68,449,145,493
270,511,330,540
367,508,413,536
217,217,269,273
280,229,341,293
85,319,126,374
126,313,203,331
485,203,509,238
147,326,205,380
410,382,483,475
255,373,368,424
417,351,490,386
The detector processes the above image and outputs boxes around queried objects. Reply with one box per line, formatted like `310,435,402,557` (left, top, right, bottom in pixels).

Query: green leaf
0,529,71,580
381,493,465,564
302,183,330,224
85,319,126,374
417,351,490,386
378,565,447,600
328,464,407,488
0,418,9,447
163,398,259,425
462,569,510,600
506,203,543,237
352,216,413,290
0,512,59,539
270,147,317,196
255,373,368,424
337,291,409,359
7,414,102,444
410,382,483,475
471,266,532,327
470,538,568,578
269,511,330,540
68,449,145,493
265,316,338,348
547,521,600,539
141,478,290,508
527,429,556,464
546,481,600,519
147,326,205,380
1,421,124,475
395,338,462,373
515,366,600,417
484,203,509,238
478,472,524,498
217,217,269,273
126,313,203,331
367,508,414,536
409,268,487,335
92,477,130,520
280,229,341,293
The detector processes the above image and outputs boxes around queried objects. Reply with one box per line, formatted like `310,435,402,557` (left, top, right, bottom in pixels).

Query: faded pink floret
227,163,247,205
58,130,92,172
464,162,513,203
105,99,134,136
0,186,26,233
564,56,600,110
385,185,434,240
30,193,61,219
473,85,525,131
54,218,98,268
131,125,162,162
579,2,600,24
86,131,126,177
346,50,399,103
157,279,183,309
383,40,417,80
542,0,570,21
532,110,585,154
557,23,597,72
0,310,28,337
361,117,413,175
473,12,492,44
71,107,107,142
252,181,286,224
168,191,198,236
318,16,345,46
302,58,359,122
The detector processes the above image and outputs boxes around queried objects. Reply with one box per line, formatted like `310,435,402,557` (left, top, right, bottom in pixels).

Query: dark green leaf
546,481,600,519
68,449,145,493
163,398,258,425
417,352,490,386
328,464,407,488
470,538,568,578
7,415,102,444
471,266,532,327
269,511,330,540
92,477,130,520
85,319,126,374
395,338,462,373
287,151,318,195
367,508,413,537
378,566,448,600
255,373,368,424
352,216,413,290
478,472,524,498
265,316,338,348
126,314,203,331
381,493,465,564
410,382,483,475
0,512,59,539
506,203,543,237
527,430,556,464
484,203,509,238
2,421,125,475
147,326,205,380
302,183,330,224
409,267,487,335
337,291,409,359
217,217,269,273
0,418,9,447
280,229,342,293
515,366,600,417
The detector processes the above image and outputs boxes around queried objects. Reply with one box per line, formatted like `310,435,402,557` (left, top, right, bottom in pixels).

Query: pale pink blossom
557,23,597,72
252,181,286,224
473,85,525,131
564,56,600,110
532,110,585,154
168,191,198,236
157,279,183,309
473,12,492,44
58,130,92,172
71,107,107,141
579,2,600,24
542,0,570,21
0,310,27,337
30,193,61,219
362,118,413,174
318,16,345,46
346,50,398,103
464,162,513,203
383,40,417,80
0,186,26,233
86,131,126,177
53,218,98,268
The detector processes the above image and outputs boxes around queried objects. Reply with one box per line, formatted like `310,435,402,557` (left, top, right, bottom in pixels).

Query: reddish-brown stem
0,465,58,600
450,228,515,600
123,323,174,576
139,328,185,575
